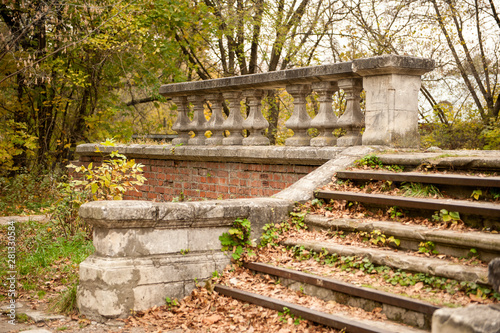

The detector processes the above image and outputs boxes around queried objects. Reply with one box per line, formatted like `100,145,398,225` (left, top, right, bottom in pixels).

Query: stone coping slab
305,215,500,253
75,143,345,165
80,198,291,228
159,55,434,97
432,305,500,333
284,239,489,285
80,197,292,245
377,150,500,170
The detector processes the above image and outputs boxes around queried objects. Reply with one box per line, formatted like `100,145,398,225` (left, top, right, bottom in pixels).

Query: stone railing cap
352,54,435,76
159,55,434,97
159,62,355,97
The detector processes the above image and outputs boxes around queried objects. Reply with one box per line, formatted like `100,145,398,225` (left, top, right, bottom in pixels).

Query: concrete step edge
283,239,489,285
304,215,500,254
315,190,500,217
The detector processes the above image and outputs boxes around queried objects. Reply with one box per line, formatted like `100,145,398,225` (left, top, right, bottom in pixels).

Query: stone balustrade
160,55,434,148
77,198,291,321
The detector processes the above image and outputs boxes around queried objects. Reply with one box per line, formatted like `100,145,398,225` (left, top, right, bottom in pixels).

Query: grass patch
50,283,78,314
0,220,94,297
400,182,443,198
0,172,61,216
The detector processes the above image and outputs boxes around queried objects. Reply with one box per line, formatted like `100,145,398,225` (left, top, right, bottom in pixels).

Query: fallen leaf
202,314,222,325
414,282,424,291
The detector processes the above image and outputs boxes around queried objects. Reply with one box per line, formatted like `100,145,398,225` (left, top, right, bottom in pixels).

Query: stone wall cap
79,198,292,228
75,144,345,165
159,55,434,97
352,55,435,76
159,62,355,97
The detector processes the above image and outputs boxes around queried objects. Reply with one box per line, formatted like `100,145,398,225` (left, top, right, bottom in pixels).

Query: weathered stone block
432,305,500,333
78,252,229,321
361,74,422,148
489,258,500,293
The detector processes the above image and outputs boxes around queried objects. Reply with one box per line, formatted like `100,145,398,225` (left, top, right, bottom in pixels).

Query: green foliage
165,297,179,310
0,120,38,176
418,241,438,255
50,283,78,314
278,307,303,325
480,119,500,150
471,190,482,200
359,230,401,247
48,182,90,239
0,171,60,216
219,218,254,261
354,154,383,169
432,209,461,223
260,210,307,247
0,220,94,300
400,182,442,198
288,246,500,301
420,121,486,150
48,139,146,239
67,139,146,201
387,206,404,220
0,0,202,172
354,154,403,172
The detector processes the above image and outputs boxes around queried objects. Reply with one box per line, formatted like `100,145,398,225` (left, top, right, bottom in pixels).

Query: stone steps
335,170,500,188
282,238,489,285
215,283,428,333
315,190,500,218
243,262,439,330
305,215,500,262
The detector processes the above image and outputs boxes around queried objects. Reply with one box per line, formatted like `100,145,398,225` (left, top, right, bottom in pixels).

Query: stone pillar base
337,132,362,147
78,252,229,322
310,136,337,147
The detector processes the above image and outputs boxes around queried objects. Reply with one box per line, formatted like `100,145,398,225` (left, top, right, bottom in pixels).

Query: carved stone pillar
310,82,339,147
242,90,269,146
337,79,364,147
222,92,244,145
205,94,225,145
171,96,191,146
187,95,207,146
285,84,312,146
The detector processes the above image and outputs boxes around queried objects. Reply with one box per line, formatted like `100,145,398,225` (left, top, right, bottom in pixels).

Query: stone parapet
77,198,292,321
75,144,344,165
159,54,434,148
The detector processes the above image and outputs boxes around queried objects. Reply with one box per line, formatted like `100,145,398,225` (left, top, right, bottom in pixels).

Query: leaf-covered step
215,285,427,333
315,191,500,218
336,170,500,188
282,239,489,285
305,215,500,262
244,261,439,330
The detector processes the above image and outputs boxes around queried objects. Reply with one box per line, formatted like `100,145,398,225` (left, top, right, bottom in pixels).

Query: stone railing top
159,55,435,97
79,198,292,243
75,143,347,165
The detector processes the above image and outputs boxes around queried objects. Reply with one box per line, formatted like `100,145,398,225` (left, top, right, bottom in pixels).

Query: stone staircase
218,159,500,332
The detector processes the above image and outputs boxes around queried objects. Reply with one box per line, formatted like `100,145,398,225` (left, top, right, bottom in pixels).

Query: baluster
171,96,191,145
285,84,312,146
187,95,207,145
242,90,269,145
222,91,244,145
205,93,225,145
337,79,364,146
310,82,339,146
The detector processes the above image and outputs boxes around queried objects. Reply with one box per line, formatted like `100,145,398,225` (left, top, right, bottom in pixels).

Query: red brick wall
77,156,317,201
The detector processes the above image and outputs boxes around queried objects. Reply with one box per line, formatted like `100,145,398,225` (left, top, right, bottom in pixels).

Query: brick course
75,155,317,202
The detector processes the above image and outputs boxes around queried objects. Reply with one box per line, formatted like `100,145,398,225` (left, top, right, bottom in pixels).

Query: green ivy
219,218,254,261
